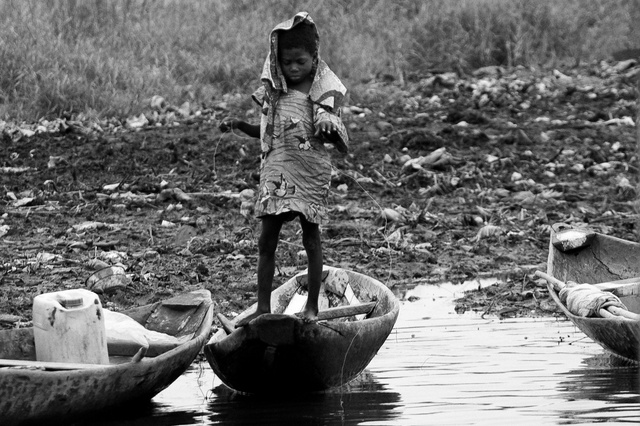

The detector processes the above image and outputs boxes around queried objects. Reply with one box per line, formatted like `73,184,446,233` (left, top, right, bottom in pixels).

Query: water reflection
367,281,640,425
80,363,212,426
80,281,639,426
86,402,202,426
207,371,402,425
555,354,640,424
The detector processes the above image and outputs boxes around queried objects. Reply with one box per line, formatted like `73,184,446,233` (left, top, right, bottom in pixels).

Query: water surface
92,281,639,425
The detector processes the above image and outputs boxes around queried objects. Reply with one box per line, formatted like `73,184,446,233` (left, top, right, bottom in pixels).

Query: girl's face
278,48,314,85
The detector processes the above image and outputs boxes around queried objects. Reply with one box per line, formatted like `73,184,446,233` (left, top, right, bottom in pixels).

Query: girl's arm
219,119,260,138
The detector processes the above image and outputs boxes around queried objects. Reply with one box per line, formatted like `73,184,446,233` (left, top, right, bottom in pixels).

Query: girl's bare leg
300,216,322,320
236,215,283,327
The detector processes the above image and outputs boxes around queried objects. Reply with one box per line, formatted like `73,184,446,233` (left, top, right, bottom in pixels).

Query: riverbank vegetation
0,0,638,122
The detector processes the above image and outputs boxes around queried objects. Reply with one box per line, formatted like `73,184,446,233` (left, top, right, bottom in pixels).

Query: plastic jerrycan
33,288,109,364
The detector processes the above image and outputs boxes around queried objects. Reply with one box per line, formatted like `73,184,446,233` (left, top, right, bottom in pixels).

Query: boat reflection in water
555,353,640,424
207,370,402,425
89,402,204,426
82,281,639,425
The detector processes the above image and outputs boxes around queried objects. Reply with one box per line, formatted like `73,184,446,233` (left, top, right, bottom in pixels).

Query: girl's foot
295,306,318,324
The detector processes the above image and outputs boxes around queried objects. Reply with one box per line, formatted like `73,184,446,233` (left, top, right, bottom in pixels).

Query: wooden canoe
544,224,640,363
0,289,213,425
204,267,400,394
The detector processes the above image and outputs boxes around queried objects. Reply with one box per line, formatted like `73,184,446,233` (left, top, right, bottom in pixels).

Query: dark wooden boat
542,224,640,363
0,289,213,425
204,267,400,394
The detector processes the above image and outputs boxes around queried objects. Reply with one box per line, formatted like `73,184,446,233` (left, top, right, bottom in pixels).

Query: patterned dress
253,89,332,224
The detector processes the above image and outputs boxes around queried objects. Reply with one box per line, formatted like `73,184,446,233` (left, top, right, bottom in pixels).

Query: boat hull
547,224,640,363
0,290,213,424
205,268,399,393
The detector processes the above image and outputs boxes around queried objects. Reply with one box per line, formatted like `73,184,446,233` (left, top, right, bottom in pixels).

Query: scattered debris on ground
1,60,637,327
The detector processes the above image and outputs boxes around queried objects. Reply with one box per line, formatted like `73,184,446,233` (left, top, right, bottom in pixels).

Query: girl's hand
314,120,337,137
219,119,240,133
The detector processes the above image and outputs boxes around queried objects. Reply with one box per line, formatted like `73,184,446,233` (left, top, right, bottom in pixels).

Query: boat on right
537,223,640,364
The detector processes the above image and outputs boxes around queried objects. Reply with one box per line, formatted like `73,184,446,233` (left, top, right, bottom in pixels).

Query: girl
220,12,349,326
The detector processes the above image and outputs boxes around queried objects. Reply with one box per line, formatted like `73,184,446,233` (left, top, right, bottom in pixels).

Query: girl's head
278,22,317,56
277,22,318,85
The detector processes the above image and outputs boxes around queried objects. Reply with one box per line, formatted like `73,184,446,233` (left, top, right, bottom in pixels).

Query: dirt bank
1,60,638,327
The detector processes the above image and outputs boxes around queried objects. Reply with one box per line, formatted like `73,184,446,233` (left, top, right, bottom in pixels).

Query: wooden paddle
316,301,377,321
217,301,377,334
535,271,640,321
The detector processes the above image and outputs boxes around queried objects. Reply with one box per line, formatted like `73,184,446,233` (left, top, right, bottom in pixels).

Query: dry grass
0,0,637,122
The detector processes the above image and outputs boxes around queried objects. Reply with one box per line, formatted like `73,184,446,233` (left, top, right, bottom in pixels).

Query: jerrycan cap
59,297,84,309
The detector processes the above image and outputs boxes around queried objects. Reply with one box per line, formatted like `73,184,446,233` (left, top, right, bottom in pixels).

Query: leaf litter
1,60,638,327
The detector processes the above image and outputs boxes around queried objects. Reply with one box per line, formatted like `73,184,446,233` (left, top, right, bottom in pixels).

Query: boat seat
594,278,640,297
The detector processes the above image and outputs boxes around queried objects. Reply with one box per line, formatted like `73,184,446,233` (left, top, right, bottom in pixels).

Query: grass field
0,0,638,122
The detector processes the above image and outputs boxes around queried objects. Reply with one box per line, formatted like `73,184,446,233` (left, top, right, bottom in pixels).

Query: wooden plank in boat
317,302,376,321
217,313,236,334
594,278,640,297
217,302,377,333
551,228,595,252
0,359,110,371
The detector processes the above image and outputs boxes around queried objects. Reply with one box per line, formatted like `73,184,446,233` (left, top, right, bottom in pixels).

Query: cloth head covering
260,11,346,111
252,12,349,154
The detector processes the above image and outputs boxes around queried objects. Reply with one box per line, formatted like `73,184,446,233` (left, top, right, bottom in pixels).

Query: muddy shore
1,60,638,327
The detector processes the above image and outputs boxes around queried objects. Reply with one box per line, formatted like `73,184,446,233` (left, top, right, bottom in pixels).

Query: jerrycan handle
58,297,84,309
